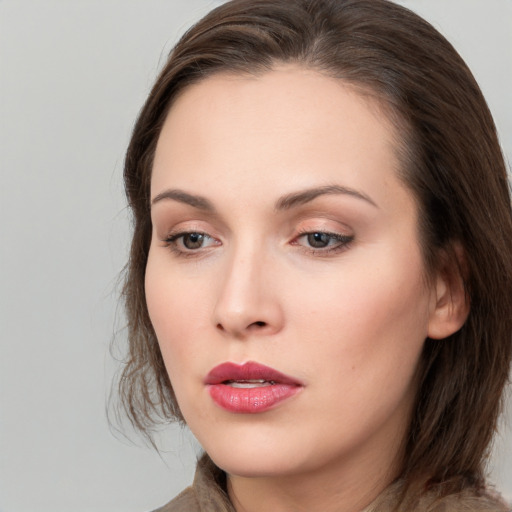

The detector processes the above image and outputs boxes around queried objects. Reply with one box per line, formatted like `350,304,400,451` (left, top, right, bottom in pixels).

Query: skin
146,66,464,512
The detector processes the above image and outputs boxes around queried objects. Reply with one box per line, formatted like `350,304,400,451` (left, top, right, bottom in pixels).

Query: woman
119,0,512,510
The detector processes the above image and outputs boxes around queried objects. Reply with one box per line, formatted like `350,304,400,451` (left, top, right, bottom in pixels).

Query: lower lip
207,383,301,413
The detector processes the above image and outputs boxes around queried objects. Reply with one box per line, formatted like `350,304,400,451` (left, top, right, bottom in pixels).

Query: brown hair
119,0,512,503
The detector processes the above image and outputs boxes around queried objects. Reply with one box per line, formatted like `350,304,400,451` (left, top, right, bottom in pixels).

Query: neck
226,438,403,512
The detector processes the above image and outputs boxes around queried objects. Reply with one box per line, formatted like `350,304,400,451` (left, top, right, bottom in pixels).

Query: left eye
296,231,353,250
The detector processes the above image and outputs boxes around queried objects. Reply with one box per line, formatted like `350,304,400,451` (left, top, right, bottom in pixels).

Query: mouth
204,361,303,414
224,379,275,388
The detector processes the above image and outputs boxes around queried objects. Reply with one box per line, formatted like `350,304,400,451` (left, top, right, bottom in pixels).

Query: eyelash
162,231,219,258
161,230,354,258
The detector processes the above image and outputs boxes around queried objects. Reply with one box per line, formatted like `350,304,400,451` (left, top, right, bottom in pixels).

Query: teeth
226,379,275,388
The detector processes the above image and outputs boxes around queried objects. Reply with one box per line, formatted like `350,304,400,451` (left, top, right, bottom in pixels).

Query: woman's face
146,66,439,483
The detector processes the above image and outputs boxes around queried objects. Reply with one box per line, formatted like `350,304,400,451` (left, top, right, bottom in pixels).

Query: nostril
215,320,267,334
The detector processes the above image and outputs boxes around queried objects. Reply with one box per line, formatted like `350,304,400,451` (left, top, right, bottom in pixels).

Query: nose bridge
213,237,281,337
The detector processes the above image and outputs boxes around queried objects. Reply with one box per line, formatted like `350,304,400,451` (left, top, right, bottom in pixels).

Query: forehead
151,65,406,212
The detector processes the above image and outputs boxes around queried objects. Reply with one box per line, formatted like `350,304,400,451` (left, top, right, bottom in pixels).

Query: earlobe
427,247,470,340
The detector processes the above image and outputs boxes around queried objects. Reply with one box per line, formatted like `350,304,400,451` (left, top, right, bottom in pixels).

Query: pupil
308,232,329,248
184,233,203,249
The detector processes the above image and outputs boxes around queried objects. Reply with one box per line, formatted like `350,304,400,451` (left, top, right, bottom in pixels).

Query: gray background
1,1,511,511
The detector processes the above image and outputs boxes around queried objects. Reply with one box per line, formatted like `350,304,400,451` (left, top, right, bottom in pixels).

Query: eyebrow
150,184,378,212
275,185,378,210
151,189,216,211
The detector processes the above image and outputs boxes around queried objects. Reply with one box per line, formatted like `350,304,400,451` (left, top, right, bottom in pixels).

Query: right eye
163,231,219,254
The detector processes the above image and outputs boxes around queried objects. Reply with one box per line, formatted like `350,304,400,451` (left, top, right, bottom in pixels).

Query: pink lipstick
205,361,303,413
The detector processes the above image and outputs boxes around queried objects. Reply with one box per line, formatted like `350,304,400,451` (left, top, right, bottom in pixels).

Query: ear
427,245,470,340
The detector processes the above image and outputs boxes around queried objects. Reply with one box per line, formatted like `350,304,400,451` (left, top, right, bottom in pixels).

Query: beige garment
153,455,233,512
153,454,511,512
366,481,511,512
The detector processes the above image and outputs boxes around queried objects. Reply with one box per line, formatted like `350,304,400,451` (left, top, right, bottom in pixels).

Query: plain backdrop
1,1,511,511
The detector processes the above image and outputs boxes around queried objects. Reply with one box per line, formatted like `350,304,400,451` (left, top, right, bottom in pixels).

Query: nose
212,246,284,339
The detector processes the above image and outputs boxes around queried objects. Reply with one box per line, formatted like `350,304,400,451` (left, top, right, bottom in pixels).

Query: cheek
145,251,206,376
289,251,431,384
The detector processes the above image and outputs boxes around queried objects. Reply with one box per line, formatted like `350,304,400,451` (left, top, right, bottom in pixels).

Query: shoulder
425,490,511,512
151,487,199,512
428,492,512,512
367,481,510,512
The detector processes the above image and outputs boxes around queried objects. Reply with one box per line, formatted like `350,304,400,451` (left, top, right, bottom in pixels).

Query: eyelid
156,218,220,242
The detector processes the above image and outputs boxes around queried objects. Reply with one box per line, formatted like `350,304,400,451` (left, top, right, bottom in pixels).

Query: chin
209,449,302,478
196,427,319,479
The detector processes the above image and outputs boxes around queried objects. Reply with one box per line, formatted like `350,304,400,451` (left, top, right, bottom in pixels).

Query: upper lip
204,361,303,386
